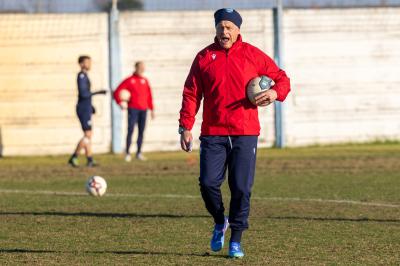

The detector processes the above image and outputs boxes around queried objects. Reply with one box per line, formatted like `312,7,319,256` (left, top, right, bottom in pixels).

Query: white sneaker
136,153,147,161
125,154,132,162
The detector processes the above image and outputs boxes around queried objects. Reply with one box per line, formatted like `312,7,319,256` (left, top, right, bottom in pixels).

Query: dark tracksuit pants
126,108,147,155
199,136,258,243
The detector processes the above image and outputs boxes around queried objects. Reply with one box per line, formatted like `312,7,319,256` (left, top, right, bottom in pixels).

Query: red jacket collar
214,34,243,53
132,73,143,78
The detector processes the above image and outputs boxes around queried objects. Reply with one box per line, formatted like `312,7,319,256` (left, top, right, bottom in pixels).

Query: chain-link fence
1,0,400,13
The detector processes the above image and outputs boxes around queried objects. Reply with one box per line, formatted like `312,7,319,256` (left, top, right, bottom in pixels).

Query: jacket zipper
225,50,231,135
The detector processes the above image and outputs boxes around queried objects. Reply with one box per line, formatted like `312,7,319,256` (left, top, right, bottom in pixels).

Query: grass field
0,143,399,265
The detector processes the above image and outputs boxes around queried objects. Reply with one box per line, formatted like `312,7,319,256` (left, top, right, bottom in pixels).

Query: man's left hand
254,89,278,107
151,110,155,120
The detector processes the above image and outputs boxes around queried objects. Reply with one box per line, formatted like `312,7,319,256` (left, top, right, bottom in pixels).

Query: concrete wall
0,14,110,156
1,8,399,156
284,8,400,145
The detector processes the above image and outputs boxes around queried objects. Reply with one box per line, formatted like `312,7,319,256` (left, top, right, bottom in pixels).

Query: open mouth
220,36,230,44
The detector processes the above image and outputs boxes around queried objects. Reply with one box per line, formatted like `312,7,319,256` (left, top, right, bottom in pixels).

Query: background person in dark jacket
68,55,106,167
179,8,291,258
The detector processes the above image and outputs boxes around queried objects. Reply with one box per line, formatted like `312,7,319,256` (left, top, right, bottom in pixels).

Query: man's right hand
180,130,193,152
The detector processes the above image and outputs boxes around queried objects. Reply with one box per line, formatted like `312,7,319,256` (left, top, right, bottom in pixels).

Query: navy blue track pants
126,108,147,155
199,136,258,242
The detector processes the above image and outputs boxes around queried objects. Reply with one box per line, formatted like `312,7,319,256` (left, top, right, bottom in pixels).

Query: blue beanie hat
214,8,242,29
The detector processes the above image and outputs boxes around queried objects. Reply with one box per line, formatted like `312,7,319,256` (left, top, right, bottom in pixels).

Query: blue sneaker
229,242,244,258
210,217,229,252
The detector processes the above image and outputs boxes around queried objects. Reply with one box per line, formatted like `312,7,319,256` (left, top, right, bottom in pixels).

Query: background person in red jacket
178,8,290,258
114,61,154,161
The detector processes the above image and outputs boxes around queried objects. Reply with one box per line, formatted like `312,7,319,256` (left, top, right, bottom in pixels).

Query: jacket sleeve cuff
271,85,288,102
179,119,194,131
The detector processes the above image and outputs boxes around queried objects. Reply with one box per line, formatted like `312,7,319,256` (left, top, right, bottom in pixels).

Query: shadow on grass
89,250,227,258
0,211,208,219
0,211,399,223
266,216,400,223
0,249,57,254
0,248,228,258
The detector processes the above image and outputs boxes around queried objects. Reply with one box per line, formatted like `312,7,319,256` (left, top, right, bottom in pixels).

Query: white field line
0,189,399,208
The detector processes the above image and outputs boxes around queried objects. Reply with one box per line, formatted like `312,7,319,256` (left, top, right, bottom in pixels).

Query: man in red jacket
179,8,290,258
114,61,154,161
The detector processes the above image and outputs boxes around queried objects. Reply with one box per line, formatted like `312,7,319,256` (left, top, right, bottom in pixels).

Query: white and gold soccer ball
119,89,131,102
86,176,107,197
246,75,274,105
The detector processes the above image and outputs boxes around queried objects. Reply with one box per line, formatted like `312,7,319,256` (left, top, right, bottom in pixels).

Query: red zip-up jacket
113,73,154,110
179,35,290,136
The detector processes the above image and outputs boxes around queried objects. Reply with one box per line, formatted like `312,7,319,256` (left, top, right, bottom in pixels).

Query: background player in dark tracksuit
68,55,106,167
179,9,291,258
113,61,154,162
